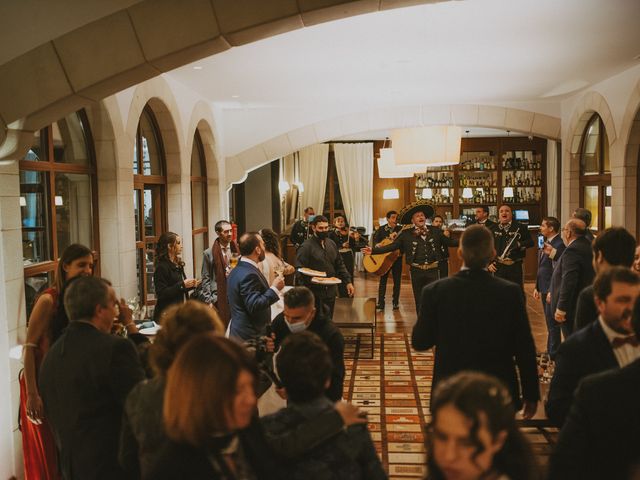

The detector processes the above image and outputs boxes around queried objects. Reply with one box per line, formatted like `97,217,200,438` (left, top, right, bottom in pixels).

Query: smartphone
537,234,545,249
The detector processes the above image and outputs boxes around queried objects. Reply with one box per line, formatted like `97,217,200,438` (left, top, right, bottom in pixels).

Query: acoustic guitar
363,232,401,276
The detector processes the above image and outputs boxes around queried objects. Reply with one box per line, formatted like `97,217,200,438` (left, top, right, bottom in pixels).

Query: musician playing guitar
487,204,534,295
363,201,457,313
372,210,403,311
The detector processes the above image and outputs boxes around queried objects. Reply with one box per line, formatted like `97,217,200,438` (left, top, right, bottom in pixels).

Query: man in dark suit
373,210,403,310
296,215,353,317
412,225,539,416
272,287,345,401
533,216,565,359
467,205,497,229
545,266,640,427
290,206,315,249
573,207,595,244
363,200,457,313
228,232,284,341
548,296,640,480
39,276,145,480
573,227,636,331
487,204,534,293
549,218,595,338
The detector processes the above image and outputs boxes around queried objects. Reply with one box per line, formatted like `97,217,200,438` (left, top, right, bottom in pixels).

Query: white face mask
285,319,308,334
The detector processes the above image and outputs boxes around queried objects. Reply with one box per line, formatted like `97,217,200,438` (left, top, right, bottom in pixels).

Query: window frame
20,110,100,280
190,130,209,277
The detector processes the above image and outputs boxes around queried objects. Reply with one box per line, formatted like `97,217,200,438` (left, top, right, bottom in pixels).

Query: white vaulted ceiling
165,0,640,157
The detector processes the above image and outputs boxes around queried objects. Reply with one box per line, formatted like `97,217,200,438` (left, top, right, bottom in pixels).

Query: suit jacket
548,359,640,480
295,236,351,300
153,258,189,322
199,239,239,325
468,218,497,229
412,269,539,406
550,236,595,326
39,322,145,480
535,234,565,294
227,259,279,341
574,285,598,331
545,320,618,426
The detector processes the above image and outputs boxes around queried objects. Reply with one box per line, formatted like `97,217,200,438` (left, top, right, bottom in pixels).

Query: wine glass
274,263,285,277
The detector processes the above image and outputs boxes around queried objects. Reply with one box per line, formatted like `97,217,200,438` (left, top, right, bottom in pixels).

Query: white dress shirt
598,315,640,367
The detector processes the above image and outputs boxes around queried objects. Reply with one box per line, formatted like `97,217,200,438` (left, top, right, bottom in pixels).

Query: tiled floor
342,272,558,479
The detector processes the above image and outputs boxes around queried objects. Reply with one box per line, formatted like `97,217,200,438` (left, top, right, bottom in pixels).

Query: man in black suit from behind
533,216,566,359
412,225,539,417
549,218,595,338
573,227,637,331
548,296,640,480
39,276,145,480
545,266,640,427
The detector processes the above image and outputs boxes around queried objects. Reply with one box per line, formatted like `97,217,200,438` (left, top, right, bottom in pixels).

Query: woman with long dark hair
152,232,198,322
427,371,539,480
20,243,94,479
259,228,294,285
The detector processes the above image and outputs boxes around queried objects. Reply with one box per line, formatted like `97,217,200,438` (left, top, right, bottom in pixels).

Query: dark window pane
134,190,141,242
145,243,156,302
53,113,90,165
20,170,51,265
191,134,205,177
191,182,205,229
24,271,54,321
23,130,43,162
55,173,93,254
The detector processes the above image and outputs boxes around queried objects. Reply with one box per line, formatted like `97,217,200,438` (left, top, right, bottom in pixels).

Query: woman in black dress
152,232,198,322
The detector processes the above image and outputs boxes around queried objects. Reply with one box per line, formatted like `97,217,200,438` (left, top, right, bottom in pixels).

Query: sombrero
398,199,435,225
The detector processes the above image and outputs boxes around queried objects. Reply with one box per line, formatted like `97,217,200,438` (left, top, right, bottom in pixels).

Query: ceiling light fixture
462,187,473,199
377,147,418,178
193,66,203,70
391,126,462,168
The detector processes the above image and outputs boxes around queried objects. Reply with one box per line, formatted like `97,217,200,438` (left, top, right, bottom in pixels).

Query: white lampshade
382,188,400,199
391,126,462,167
441,188,450,197
19,196,26,207
55,195,64,206
503,187,514,198
422,188,433,199
377,148,419,178
462,187,473,199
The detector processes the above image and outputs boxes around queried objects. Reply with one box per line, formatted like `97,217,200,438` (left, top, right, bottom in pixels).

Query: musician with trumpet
488,204,534,292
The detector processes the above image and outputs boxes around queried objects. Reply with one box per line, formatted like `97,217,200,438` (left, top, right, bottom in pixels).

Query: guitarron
363,237,400,276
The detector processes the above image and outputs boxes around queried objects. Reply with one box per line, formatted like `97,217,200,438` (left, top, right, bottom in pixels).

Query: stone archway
224,103,562,186
618,79,640,237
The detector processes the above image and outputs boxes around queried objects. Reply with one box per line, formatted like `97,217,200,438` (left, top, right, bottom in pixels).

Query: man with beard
362,201,456,313
227,232,285,341
488,204,534,292
296,215,354,317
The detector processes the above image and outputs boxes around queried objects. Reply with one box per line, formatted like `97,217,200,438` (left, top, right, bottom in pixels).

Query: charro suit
548,359,640,479
39,322,145,480
545,320,618,427
227,259,280,341
412,269,539,409
549,236,595,338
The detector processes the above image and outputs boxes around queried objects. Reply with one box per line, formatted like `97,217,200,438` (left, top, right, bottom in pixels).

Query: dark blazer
295,235,352,301
574,285,598,331
272,307,345,401
545,320,618,426
198,248,218,305
412,269,539,406
548,359,640,480
535,234,565,294
468,218,497,229
153,258,190,322
39,322,145,480
227,259,279,341
550,236,595,327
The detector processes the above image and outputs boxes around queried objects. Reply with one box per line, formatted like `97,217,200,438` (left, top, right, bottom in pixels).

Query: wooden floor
341,270,556,479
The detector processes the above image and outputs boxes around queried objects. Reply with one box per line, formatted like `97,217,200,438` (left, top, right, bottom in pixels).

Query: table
333,297,376,359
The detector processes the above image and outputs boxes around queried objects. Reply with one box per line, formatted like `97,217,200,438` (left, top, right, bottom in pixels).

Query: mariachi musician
372,210,403,311
290,206,315,249
363,200,457,313
488,204,534,293
329,214,356,298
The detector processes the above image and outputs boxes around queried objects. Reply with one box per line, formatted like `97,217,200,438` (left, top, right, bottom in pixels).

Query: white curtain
547,140,558,218
298,144,329,216
333,143,374,236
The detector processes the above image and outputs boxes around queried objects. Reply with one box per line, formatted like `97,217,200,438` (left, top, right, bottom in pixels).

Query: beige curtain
299,144,329,215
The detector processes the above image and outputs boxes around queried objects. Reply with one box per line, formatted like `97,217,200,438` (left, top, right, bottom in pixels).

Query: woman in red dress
20,244,94,479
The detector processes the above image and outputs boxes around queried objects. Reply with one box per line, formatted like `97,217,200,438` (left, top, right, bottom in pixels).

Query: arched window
20,110,98,318
133,106,167,307
579,114,611,232
191,131,209,277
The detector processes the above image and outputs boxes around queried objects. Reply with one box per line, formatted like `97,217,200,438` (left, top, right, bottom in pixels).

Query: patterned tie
611,335,640,349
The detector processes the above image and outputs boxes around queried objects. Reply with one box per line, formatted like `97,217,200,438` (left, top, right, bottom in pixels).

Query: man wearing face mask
271,287,345,401
228,232,285,341
296,215,354,317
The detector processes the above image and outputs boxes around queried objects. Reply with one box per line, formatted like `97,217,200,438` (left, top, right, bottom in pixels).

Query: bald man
549,219,596,338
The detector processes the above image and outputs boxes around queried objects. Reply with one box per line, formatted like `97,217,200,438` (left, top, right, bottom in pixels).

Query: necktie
611,335,639,349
